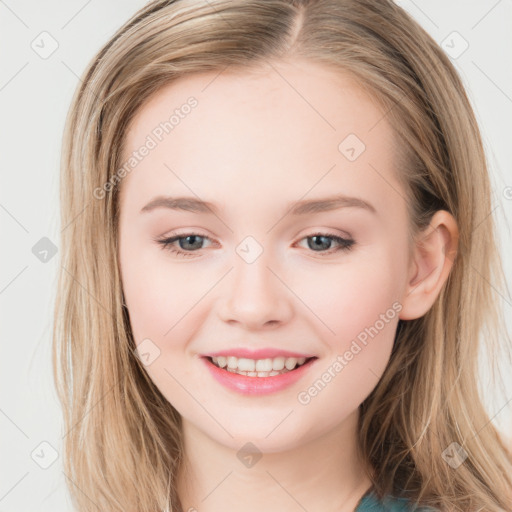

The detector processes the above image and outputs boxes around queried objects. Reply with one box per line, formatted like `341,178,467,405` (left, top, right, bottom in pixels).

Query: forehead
119,58,400,215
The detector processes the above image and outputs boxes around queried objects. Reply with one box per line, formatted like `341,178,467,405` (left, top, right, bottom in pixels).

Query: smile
209,355,312,376
201,355,318,395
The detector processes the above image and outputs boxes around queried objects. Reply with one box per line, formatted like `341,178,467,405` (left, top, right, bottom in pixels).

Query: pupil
309,235,330,251
181,235,202,250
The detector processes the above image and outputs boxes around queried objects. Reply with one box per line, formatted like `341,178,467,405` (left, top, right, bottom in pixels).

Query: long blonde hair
52,0,512,510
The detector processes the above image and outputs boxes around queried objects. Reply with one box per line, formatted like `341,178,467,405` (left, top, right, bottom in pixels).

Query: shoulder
356,490,439,511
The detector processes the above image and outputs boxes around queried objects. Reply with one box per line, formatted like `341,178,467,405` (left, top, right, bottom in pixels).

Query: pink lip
202,348,315,359
200,356,318,396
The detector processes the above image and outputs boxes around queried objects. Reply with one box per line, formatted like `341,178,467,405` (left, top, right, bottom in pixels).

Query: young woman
52,1,512,511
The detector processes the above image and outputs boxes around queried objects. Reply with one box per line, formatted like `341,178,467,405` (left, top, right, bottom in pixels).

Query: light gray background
1,1,511,510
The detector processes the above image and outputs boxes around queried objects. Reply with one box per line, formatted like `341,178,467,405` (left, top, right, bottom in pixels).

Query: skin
118,58,458,512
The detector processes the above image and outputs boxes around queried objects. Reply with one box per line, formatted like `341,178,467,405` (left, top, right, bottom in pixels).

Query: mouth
200,354,319,395
203,355,318,377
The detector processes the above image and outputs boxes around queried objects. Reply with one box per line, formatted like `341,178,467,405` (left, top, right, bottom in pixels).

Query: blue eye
156,233,213,258
155,232,355,258
301,232,355,254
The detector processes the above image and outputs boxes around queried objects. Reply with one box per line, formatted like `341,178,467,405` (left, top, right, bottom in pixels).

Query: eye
155,233,214,258
295,232,355,256
154,231,355,258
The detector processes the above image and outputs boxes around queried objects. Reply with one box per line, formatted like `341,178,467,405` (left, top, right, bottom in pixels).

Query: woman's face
118,58,415,451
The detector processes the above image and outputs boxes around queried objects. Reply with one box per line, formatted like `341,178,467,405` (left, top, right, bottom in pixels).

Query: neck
176,408,374,512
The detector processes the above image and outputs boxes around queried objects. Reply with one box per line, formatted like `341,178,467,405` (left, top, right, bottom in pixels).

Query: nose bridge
219,235,292,328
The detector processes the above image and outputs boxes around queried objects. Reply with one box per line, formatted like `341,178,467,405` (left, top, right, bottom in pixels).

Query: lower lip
201,356,318,396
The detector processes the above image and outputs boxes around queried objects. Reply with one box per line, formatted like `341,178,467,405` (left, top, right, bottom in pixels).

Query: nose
217,251,294,331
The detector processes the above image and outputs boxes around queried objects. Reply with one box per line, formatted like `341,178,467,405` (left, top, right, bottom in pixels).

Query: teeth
238,358,256,372
272,357,285,371
285,357,297,370
255,358,273,372
226,368,287,377
211,355,310,373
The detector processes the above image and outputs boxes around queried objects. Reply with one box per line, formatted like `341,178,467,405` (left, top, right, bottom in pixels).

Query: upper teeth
212,356,307,372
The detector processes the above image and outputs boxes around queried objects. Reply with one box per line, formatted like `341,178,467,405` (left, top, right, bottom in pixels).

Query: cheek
293,257,402,418
304,253,403,337
119,236,197,344
120,239,230,372
295,246,405,383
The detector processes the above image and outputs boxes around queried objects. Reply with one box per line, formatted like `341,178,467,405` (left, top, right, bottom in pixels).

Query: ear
399,210,459,320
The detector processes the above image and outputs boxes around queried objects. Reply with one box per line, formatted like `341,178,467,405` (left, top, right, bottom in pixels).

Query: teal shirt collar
355,487,438,511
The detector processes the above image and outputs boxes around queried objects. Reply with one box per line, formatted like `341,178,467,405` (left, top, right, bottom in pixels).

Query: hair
52,0,512,511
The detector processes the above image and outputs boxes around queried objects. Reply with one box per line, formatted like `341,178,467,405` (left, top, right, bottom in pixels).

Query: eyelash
154,231,355,258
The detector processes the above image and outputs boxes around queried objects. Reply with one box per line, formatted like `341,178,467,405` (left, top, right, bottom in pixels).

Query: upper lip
201,348,317,360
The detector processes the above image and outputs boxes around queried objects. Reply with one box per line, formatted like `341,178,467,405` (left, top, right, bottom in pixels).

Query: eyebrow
139,194,377,216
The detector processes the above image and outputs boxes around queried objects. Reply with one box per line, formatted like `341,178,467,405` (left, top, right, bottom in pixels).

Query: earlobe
399,210,459,321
